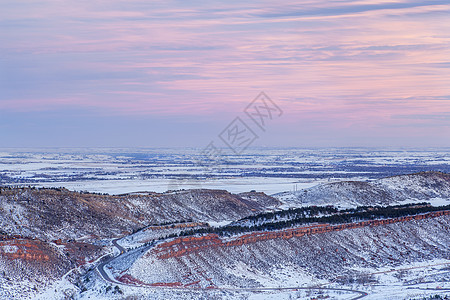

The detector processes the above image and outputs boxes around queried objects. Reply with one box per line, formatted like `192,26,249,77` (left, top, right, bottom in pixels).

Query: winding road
95,229,450,300
95,237,368,299
96,237,450,300
96,238,154,284
111,239,125,254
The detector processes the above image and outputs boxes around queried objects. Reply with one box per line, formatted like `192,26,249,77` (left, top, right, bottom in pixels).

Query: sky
1,0,449,148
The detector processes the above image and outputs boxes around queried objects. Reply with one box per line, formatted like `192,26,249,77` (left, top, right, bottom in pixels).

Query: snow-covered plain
1,147,450,195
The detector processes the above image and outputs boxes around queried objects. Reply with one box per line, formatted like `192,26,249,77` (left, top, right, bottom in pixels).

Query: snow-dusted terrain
1,147,450,300
0,187,279,241
1,148,450,195
275,171,450,208
83,213,450,300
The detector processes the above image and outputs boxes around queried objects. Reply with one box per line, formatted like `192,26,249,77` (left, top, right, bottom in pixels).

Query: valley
0,168,449,299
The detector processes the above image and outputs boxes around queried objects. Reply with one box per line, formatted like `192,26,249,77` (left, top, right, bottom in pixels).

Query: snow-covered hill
274,171,450,208
0,187,279,299
1,173,449,300
0,187,280,241
89,214,450,299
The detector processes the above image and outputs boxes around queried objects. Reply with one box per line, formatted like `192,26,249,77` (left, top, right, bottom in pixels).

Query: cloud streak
0,0,449,146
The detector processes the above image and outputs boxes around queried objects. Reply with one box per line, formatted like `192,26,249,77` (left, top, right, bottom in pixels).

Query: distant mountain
274,171,450,207
0,188,280,241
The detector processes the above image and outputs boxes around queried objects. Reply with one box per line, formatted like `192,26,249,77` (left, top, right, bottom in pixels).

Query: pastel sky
1,0,449,148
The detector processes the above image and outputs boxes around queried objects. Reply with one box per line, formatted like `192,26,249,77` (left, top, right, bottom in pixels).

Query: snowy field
1,147,449,195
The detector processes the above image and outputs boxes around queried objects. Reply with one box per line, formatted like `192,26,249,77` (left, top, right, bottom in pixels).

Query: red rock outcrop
0,237,50,261
153,210,450,259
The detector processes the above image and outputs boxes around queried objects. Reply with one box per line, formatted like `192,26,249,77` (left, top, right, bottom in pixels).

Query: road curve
96,242,367,299
96,238,124,283
111,238,126,254
95,238,368,299
96,238,154,285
